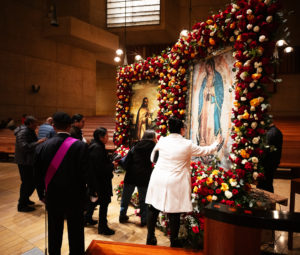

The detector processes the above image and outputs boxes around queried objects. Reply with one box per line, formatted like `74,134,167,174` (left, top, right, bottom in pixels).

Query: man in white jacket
145,117,219,247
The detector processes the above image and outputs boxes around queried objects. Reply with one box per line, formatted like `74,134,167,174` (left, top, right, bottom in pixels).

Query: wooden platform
86,240,202,255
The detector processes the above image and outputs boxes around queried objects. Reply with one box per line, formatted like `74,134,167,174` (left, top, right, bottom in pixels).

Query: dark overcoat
34,133,88,209
87,140,114,203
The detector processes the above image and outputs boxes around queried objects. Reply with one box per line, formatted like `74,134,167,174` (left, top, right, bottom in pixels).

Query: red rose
232,189,239,195
245,162,253,171
192,226,200,234
216,189,221,194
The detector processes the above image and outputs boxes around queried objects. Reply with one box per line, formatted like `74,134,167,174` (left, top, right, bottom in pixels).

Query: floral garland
114,0,281,186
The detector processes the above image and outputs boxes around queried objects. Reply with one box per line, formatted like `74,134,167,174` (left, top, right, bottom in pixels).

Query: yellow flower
234,127,240,132
221,183,229,191
242,111,249,119
206,19,213,25
197,176,202,180
209,38,216,45
250,98,260,107
206,195,212,202
251,73,261,80
206,177,213,185
240,149,250,158
233,101,240,107
180,68,186,75
193,186,198,193
179,109,185,115
212,170,219,176
160,72,164,77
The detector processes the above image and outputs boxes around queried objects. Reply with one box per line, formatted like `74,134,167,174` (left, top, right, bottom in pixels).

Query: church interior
0,0,300,254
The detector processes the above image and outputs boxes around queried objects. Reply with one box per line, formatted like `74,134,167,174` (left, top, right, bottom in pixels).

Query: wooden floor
0,163,300,254
0,163,169,255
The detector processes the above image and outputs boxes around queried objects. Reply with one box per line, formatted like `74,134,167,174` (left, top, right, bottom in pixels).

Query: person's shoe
84,218,98,226
26,200,35,205
146,236,157,245
98,226,115,235
18,205,35,212
170,238,183,248
119,215,129,223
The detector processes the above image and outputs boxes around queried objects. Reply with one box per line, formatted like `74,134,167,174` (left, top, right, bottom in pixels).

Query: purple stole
45,137,78,192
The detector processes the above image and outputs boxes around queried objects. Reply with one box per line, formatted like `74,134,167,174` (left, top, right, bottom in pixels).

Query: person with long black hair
119,129,157,226
85,127,116,235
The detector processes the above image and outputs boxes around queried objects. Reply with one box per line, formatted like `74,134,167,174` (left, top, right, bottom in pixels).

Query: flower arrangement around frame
113,0,282,249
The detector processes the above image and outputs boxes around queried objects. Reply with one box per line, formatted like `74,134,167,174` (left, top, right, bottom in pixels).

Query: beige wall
96,63,117,116
0,0,299,121
0,0,97,120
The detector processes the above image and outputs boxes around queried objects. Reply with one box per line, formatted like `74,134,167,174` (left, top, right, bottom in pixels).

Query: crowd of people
12,112,282,254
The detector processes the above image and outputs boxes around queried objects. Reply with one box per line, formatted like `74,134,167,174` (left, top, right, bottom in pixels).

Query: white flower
212,195,218,201
253,172,259,180
249,82,255,88
254,62,262,68
266,16,273,23
241,97,247,101
240,72,248,80
264,0,271,5
225,190,233,199
259,35,266,42
237,115,242,120
244,123,248,127
253,26,260,32
250,106,256,112
251,122,257,129
260,121,265,125
246,9,253,15
234,30,239,35
252,157,259,163
242,159,248,165
237,15,243,19
244,60,251,66
231,8,236,13
252,137,260,144
258,97,264,103
261,104,268,110
232,4,239,9
230,180,237,187
225,18,231,23
257,67,263,73
210,31,215,37
247,24,253,30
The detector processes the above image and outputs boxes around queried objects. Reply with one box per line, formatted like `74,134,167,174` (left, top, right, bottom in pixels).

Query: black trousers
147,205,181,246
18,164,35,206
85,200,110,229
47,206,85,255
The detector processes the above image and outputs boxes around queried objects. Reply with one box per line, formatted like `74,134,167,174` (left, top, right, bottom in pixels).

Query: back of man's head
53,112,72,130
24,116,37,126
46,117,53,125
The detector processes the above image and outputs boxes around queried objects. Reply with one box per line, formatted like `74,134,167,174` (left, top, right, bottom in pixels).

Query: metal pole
45,206,48,255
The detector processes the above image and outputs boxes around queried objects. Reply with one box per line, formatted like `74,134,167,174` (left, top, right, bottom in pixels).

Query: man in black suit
15,115,46,212
34,112,88,255
257,124,283,193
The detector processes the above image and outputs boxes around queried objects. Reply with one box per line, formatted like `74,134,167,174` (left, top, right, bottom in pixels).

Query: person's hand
38,137,47,144
113,161,118,168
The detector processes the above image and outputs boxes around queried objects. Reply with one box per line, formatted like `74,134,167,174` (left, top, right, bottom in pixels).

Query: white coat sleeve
150,140,160,163
191,141,218,157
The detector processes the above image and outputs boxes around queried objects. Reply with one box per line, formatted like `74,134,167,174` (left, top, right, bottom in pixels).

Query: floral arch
113,0,282,246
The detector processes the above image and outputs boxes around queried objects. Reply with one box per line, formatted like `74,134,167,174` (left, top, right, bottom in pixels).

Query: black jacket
14,125,39,166
124,140,155,187
34,133,88,209
87,140,114,203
